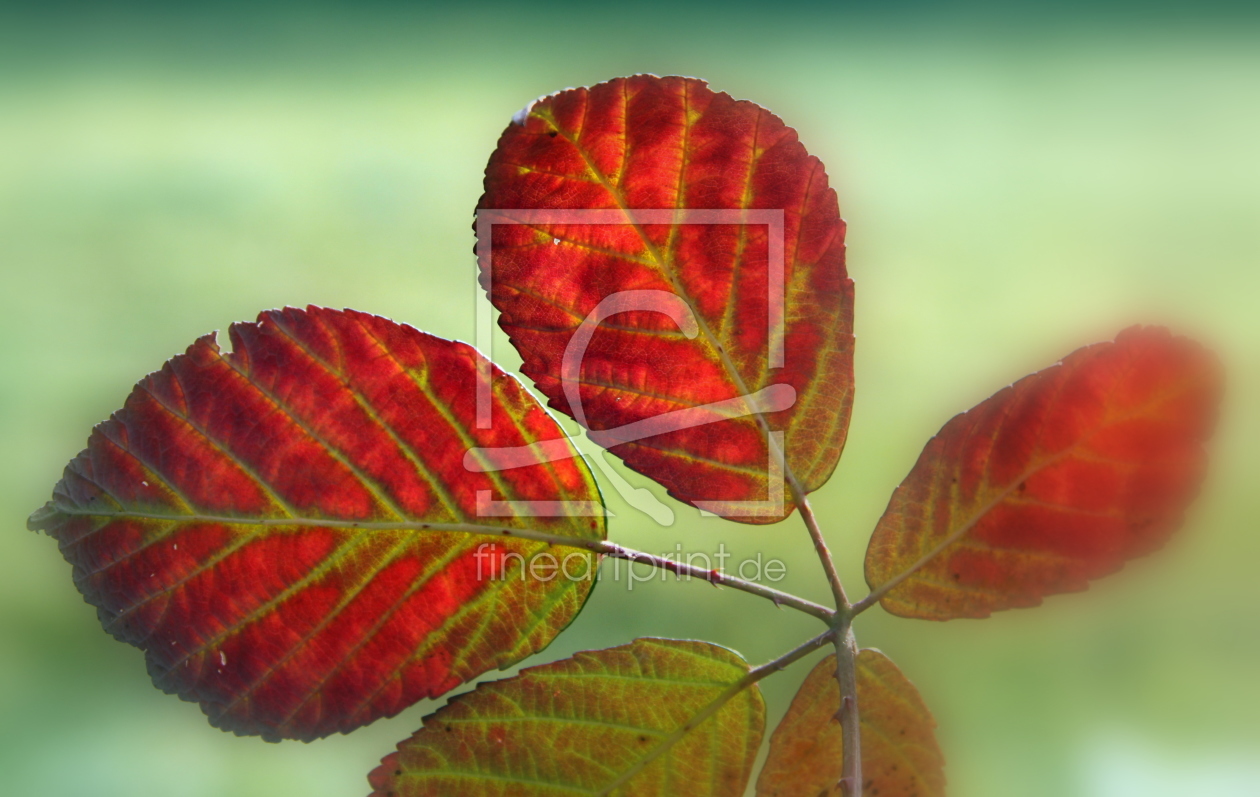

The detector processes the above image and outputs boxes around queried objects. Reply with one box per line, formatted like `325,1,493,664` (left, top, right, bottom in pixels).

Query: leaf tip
26,502,57,532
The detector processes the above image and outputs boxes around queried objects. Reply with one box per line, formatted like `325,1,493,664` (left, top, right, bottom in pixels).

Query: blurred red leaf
29,307,605,740
369,638,764,796
864,326,1222,620
756,649,944,797
477,74,853,523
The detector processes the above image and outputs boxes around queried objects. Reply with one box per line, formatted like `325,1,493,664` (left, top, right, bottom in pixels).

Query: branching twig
780,477,865,796
788,488,862,794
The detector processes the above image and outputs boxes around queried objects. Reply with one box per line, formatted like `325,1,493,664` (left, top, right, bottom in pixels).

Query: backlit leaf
477,74,853,523
368,638,765,796
756,649,944,797
864,326,1221,620
28,306,605,740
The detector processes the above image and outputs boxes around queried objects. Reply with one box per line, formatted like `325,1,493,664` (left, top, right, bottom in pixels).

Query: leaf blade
864,326,1222,620
30,306,606,740
368,638,765,797
478,75,853,523
756,649,944,797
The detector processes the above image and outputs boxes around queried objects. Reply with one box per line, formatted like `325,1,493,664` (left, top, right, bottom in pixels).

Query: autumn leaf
28,306,605,741
756,649,944,797
369,638,765,797
477,74,853,523
864,326,1222,620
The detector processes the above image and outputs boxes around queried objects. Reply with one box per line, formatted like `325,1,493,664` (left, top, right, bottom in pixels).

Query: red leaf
864,326,1222,620
756,649,945,797
368,638,765,796
477,75,853,523
29,307,605,740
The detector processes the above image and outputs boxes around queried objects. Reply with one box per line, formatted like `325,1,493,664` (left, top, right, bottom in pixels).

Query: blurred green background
2,2,1258,795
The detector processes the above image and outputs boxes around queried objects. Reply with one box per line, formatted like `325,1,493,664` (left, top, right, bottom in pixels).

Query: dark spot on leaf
547,130,558,137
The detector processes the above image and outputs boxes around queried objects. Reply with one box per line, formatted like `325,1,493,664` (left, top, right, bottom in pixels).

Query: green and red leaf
477,75,853,523
756,649,944,797
864,326,1222,620
369,638,765,796
29,306,605,740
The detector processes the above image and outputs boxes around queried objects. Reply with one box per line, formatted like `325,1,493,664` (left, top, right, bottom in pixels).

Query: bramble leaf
756,649,944,797
864,326,1221,620
477,74,853,523
368,638,765,796
29,306,605,741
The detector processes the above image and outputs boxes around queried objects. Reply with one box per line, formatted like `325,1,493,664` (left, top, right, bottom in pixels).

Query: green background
2,3,1258,795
